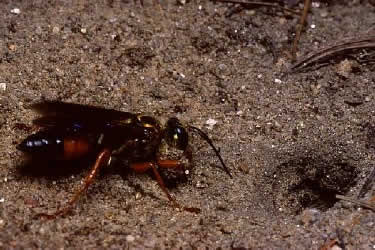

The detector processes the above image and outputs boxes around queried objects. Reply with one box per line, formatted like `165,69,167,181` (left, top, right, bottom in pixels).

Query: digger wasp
17,101,232,219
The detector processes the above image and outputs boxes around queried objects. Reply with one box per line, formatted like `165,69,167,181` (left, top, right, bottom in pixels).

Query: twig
213,0,300,15
336,194,375,212
358,166,375,198
290,0,311,61
290,35,375,72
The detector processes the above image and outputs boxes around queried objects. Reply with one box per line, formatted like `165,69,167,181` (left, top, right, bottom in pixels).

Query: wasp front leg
130,160,200,213
156,145,194,173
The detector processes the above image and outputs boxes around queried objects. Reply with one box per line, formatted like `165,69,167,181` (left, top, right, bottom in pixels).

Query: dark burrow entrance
268,155,358,215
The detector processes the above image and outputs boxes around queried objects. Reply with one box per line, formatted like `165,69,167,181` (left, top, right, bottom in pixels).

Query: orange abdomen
63,138,91,160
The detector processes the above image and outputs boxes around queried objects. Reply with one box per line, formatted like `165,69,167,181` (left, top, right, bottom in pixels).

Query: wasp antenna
188,126,232,178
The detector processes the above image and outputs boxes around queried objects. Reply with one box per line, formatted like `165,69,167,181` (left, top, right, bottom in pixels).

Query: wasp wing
31,101,137,132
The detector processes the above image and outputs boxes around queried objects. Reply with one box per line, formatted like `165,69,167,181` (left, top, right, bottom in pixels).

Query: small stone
39,227,46,234
109,18,117,23
331,245,342,250
8,44,16,51
80,28,87,34
10,8,20,14
312,1,320,8
205,118,218,130
320,10,328,17
52,26,60,34
273,121,282,132
218,63,227,71
279,17,287,25
35,26,43,34
336,59,356,78
135,192,142,200
0,83,6,91
126,235,135,242
300,208,321,226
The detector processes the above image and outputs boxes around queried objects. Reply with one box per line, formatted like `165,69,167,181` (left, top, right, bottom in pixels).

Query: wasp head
164,117,232,178
164,118,188,151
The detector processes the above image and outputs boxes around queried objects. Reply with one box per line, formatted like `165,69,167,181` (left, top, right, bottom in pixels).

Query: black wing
31,101,137,131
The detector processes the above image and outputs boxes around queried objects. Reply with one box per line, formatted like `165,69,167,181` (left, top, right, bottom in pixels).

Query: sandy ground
0,0,374,249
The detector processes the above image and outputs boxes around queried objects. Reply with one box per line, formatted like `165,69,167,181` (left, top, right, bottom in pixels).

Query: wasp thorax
164,118,188,150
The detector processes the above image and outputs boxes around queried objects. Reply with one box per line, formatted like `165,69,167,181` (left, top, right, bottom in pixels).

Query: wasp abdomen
17,131,92,160
17,131,63,153
63,137,91,160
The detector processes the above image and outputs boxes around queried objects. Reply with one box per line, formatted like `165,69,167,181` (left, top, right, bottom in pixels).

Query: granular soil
0,0,374,249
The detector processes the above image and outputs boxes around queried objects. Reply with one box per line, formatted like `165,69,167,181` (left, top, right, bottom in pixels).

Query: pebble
331,245,342,250
135,192,142,200
300,208,321,226
8,44,16,51
320,10,328,18
205,118,218,130
126,235,135,242
0,83,6,92
10,8,20,14
52,26,60,34
336,59,357,78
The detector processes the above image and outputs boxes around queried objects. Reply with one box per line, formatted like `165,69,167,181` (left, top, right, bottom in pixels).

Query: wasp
17,101,232,219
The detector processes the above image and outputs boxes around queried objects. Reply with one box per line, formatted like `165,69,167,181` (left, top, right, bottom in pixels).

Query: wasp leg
37,149,112,219
157,145,193,170
156,159,184,169
130,162,200,213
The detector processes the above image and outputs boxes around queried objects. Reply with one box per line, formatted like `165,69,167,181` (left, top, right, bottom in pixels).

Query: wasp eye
165,118,188,150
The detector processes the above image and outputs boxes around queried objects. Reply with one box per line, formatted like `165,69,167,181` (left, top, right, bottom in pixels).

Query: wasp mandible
17,101,232,219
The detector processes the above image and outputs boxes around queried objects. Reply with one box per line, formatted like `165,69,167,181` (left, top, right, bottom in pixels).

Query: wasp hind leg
130,160,200,213
36,149,112,219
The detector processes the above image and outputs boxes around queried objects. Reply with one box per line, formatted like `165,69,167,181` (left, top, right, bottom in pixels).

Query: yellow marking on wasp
143,123,154,128
97,133,104,145
119,118,134,124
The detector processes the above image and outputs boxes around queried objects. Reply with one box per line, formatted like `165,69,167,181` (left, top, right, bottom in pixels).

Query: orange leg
130,161,200,213
156,145,194,170
131,159,184,172
37,149,112,219
157,159,184,169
